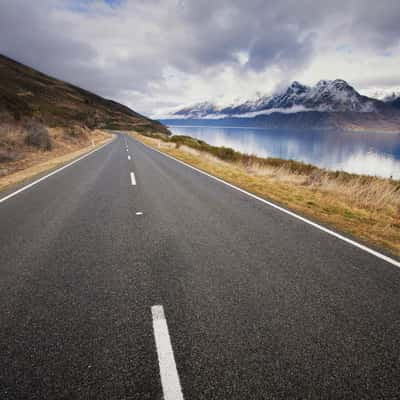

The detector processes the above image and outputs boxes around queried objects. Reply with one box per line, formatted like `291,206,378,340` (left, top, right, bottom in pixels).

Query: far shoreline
158,118,400,135
160,122,400,180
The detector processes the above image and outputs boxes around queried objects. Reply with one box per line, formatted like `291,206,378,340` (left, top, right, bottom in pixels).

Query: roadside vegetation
0,121,111,192
131,131,400,257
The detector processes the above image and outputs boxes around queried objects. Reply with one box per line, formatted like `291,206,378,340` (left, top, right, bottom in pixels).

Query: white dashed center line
136,211,143,215
128,155,131,160
151,305,184,400
130,172,136,186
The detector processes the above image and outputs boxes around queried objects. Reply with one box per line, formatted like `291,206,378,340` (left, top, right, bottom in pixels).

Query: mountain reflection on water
167,125,400,179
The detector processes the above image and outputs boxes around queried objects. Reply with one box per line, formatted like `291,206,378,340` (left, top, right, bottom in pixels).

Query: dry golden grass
0,126,112,192
132,132,400,257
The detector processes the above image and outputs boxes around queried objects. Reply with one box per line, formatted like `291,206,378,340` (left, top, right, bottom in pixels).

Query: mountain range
161,79,400,132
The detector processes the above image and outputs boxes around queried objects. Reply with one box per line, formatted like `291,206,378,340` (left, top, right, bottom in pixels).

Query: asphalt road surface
1,133,399,399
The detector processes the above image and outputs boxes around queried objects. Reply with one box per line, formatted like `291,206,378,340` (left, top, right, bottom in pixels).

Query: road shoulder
0,132,114,196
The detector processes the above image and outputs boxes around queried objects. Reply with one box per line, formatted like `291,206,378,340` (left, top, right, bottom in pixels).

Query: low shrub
0,149,17,163
64,125,89,140
23,121,52,150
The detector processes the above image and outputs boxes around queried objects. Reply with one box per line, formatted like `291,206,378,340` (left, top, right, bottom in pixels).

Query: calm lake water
167,125,400,179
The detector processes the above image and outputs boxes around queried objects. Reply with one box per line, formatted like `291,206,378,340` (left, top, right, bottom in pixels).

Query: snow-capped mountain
170,79,383,119
159,79,400,132
173,101,222,119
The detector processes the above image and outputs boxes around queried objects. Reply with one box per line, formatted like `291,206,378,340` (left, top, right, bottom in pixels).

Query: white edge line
130,172,136,186
151,305,184,400
132,137,400,269
0,139,114,204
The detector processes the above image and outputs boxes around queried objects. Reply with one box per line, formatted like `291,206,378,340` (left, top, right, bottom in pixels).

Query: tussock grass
23,121,52,150
132,132,400,257
0,124,111,191
244,161,400,213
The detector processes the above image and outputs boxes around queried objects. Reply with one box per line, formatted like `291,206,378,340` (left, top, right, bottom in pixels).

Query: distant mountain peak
167,78,393,119
287,81,309,94
289,80,306,88
314,79,353,92
316,79,347,86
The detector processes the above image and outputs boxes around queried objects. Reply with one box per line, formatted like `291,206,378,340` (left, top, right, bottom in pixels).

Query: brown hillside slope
0,54,169,134
0,54,169,189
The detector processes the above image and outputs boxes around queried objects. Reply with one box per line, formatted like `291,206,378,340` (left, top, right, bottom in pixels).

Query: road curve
0,133,399,399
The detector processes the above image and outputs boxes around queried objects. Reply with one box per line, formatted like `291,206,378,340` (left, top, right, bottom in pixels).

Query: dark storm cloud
0,0,165,98
0,0,399,113
246,30,315,72
0,1,96,78
348,0,400,49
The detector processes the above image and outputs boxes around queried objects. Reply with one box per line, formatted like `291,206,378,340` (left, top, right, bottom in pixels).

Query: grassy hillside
0,54,169,189
0,54,169,134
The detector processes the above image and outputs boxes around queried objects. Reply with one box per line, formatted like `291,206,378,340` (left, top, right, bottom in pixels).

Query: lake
165,124,400,179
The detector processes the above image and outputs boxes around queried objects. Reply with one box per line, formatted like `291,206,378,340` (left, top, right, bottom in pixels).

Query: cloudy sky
1,0,400,116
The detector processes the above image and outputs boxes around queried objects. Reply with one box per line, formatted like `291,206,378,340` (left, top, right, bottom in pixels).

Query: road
0,133,399,399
